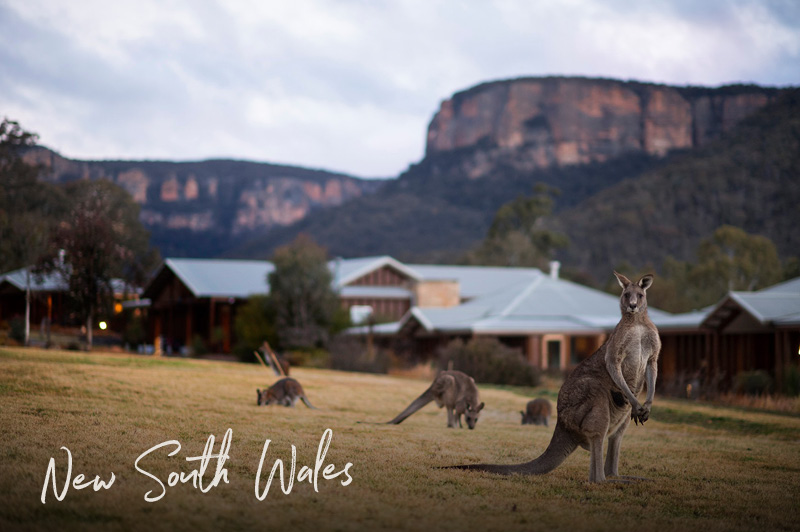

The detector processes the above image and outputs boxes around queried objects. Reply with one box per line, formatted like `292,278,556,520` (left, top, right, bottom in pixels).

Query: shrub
233,295,277,362
329,336,390,374
734,370,773,396
285,348,330,370
122,315,146,348
783,364,800,397
438,338,541,387
9,317,25,344
192,334,209,356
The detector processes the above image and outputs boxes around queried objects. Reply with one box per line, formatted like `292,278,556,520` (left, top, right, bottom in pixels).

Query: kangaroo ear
477,402,485,412
638,274,654,291
614,271,631,289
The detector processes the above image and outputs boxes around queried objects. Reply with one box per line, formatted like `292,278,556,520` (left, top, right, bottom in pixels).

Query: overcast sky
1,0,799,178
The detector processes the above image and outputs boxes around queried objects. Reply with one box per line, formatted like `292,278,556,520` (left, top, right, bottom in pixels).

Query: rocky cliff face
426,77,782,179
22,148,377,256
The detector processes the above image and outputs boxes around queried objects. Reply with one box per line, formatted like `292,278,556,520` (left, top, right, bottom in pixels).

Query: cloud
0,0,798,177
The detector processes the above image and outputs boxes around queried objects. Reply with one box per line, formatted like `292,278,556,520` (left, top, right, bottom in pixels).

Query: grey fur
451,272,661,482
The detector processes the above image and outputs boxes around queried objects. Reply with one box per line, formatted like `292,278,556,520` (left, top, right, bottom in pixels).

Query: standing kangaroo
451,272,661,482
257,377,316,409
368,370,485,429
521,398,552,426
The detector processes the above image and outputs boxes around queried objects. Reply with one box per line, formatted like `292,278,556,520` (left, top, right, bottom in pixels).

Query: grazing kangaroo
451,272,661,482
521,398,552,426
367,370,485,429
257,377,316,409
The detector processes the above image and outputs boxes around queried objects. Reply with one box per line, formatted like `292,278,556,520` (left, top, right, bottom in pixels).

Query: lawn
1,348,799,532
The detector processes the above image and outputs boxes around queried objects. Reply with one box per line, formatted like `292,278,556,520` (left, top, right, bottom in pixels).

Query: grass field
1,348,799,532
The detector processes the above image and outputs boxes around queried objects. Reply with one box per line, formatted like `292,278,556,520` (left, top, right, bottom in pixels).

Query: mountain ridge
229,77,794,273
22,147,382,257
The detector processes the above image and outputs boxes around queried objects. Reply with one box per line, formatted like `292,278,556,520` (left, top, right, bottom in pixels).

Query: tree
233,295,278,361
0,118,67,345
618,226,787,313
267,234,338,350
39,179,158,350
686,225,783,305
465,184,568,267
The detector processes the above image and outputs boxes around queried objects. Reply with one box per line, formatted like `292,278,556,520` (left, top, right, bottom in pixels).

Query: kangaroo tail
300,395,317,409
446,421,577,475
384,387,435,425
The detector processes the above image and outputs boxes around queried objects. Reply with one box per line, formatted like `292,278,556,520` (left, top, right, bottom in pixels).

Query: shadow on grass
653,407,800,440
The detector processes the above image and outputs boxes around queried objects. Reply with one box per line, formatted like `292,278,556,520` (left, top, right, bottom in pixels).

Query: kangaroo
521,398,552,426
257,377,316,409
450,272,661,482
365,370,485,429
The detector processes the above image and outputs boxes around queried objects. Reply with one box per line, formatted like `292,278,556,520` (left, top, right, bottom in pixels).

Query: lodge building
3,256,798,393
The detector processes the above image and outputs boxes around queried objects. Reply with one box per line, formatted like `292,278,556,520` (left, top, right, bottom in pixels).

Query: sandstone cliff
426,77,782,179
229,78,796,275
22,148,378,256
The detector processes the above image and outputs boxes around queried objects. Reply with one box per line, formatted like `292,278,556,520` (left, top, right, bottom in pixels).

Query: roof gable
0,268,66,292
332,256,421,287
145,258,274,299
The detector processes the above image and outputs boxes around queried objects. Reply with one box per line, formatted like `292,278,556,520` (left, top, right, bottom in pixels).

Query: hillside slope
547,89,800,282
230,78,788,263
23,148,381,257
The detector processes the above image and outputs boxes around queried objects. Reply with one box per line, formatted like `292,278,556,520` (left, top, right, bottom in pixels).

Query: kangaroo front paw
631,403,650,425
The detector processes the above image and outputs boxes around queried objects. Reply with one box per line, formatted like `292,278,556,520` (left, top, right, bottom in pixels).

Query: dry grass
1,347,799,532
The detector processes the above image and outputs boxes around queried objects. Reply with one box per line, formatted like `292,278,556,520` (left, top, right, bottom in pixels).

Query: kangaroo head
257,388,265,406
614,271,653,315
465,402,485,430
520,411,528,425
257,388,275,406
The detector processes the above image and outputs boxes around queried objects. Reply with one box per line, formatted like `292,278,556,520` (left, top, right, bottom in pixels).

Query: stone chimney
413,280,460,308
549,260,560,280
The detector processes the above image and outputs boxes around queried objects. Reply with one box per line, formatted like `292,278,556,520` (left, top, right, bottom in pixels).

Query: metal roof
0,268,66,292
160,258,274,298
338,285,412,299
395,273,671,335
651,309,708,331
407,264,543,300
151,256,416,299
330,256,421,286
0,267,140,295
701,277,800,329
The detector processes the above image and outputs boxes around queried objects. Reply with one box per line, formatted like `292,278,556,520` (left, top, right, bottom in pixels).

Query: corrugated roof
701,276,800,329
0,267,139,295
730,292,800,324
759,277,800,294
155,256,417,299
339,285,412,299
651,309,708,330
398,273,671,335
331,256,421,286
408,264,542,300
0,267,66,292
163,258,274,298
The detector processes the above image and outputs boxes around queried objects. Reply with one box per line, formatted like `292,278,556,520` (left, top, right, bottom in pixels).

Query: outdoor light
99,321,108,330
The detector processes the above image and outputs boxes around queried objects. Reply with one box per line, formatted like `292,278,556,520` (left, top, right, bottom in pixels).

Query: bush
734,370,773,396
9,317,25,344
233,295,277,362
285,348,330,369
192,334,209,356
783,364,800,397
329,336,390,374
122,315,146,348
438,338,541,387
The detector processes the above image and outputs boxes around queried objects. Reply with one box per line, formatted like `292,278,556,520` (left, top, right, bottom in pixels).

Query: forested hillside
547,89,800,282
22,148,381,258
231,81,796,272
